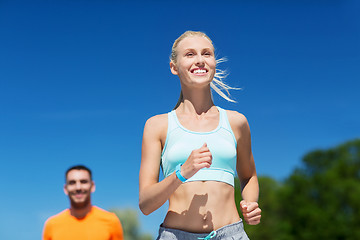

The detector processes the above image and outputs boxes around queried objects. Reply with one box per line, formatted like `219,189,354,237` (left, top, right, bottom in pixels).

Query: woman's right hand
181,143,212,179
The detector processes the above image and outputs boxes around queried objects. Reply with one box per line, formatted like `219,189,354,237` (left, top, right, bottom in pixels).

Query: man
43,165,124,240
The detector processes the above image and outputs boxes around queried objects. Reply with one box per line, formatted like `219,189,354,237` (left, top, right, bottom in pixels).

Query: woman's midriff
162,181,241,233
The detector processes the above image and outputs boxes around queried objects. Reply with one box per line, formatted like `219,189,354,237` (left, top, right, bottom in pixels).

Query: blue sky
1,0,359,239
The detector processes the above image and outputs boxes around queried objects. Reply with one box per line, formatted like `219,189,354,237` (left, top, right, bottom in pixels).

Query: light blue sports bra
161,106,237,186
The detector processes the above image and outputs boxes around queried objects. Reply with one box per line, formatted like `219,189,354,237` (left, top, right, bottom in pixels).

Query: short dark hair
65,165,92,182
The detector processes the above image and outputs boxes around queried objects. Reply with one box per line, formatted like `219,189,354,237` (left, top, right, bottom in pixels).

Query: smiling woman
170,31,236,109
139,31,262,240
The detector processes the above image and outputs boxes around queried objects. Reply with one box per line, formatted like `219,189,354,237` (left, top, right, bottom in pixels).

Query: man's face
64,169,95,209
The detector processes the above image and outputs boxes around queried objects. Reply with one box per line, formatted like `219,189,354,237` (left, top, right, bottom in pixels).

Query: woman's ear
170,61,178,75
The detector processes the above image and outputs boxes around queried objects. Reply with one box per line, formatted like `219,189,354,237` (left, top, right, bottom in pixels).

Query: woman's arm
139,115,182,215
228,111,261,225
139,114,213,215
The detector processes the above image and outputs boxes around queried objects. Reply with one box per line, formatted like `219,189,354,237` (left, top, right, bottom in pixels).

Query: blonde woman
139,31,261,240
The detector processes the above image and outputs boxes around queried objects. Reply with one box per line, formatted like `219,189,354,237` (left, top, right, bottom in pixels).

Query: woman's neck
179,87,215,115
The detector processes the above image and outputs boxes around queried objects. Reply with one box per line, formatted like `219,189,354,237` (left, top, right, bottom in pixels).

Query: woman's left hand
240,200,262,225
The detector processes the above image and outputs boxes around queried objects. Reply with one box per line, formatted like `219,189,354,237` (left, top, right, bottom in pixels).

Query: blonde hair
170,31,237,109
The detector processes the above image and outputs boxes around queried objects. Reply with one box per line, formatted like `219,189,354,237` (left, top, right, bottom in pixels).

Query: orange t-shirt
43,206,123,240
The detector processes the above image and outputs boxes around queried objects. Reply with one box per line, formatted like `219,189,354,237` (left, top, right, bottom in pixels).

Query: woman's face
170,36,216,89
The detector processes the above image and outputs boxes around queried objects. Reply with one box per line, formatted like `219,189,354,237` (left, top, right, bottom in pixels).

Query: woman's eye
186,52,194,57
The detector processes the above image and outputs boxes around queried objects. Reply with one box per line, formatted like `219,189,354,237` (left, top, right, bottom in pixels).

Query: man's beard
70,195,91,209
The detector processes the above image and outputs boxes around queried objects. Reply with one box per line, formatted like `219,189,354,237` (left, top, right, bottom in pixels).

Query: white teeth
194,69,206,74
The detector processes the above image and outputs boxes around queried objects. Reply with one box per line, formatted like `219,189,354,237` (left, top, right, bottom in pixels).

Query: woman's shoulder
145,113,168,126
143,113,168,134
222,109,251,140
143,113,168,142
223,109,249,127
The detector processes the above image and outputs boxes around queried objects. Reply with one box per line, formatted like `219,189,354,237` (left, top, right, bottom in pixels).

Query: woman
139,31,261,240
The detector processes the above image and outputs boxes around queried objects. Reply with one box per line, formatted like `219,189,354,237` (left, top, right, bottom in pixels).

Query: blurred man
43,165,123,240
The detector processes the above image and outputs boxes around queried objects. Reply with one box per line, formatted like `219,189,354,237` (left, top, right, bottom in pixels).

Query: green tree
280,139,360,239
110,208,153,240
234,139,360,240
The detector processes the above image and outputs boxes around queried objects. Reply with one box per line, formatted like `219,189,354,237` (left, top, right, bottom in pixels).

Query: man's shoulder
44,209,70,225
92,206,119,221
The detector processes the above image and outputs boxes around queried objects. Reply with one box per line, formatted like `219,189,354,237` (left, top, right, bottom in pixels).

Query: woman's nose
195,54,205,65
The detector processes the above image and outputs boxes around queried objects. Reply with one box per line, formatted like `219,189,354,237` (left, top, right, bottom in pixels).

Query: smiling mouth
73,192,86,197
191,68,207,74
